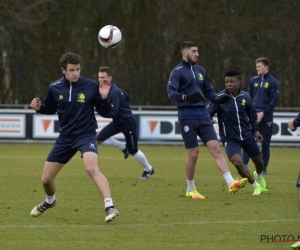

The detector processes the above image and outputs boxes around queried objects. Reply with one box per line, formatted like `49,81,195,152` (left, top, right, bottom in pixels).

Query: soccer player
167,41,248,199
96,66,154,179
30,52,119,223
207,69,267,195
242,58,280,174
288,113,300,209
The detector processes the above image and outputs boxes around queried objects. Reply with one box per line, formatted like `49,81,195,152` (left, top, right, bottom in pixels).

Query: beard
187,54,197,65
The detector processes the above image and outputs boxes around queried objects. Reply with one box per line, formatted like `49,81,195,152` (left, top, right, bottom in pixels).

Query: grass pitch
0,144,299,250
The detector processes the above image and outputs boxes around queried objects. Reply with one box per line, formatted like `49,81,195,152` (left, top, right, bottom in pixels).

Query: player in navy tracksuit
288,114,300,249
242,58,280,174
96,66,154,179
30,52,119,223
288,113,300,209
167,41,248,199
207,69,267,195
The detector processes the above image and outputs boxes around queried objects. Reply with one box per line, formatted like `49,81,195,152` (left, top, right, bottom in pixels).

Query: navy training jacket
101,83,132,126
207,89,258,141
248,72,280,114
167,60,218,108
38,76,110,136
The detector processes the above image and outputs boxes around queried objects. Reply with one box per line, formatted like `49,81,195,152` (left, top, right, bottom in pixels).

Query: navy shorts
47,134,98,164
97,116,138,154
179,118,218,148
223,137,260,160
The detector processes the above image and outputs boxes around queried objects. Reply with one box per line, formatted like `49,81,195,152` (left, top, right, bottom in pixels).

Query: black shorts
97,116,138,154
223,137,260,160
179,118,218,148
47,134,98,164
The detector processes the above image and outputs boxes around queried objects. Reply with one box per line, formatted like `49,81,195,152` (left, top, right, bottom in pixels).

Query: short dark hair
255,57,270,68
60,52,82,70
180,41,197,52
225,69,241,80
99,66,113,76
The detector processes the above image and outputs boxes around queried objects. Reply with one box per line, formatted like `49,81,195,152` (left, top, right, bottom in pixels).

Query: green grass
0,144,299,250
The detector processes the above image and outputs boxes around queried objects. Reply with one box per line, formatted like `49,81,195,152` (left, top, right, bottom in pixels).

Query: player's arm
254,131,263,142
288,112,300,131
206,102,219,124
202,72,230,104
167,71,186,103
263,79,280,115
31,88,57,114
106,92,121,118
95,79,112,117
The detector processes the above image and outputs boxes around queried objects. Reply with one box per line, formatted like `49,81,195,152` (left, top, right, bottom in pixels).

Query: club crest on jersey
263,82,269,88
254,82,259,87
241,99,246,105
59,95,63,99
198,73,203,81
77,93,85,103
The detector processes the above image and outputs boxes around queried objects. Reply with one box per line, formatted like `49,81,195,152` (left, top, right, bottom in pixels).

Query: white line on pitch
1,218,299,229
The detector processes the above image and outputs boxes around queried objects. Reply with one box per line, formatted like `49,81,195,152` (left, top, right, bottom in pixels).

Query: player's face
256,62,268,75
184,47,199,64
225,76,240,95
62,64,81,82
98,72,112,85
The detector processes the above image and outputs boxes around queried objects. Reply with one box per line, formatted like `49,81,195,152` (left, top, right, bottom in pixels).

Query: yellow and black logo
77,93,85,103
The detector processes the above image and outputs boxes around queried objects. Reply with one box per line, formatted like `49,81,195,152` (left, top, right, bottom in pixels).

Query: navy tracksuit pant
243,112,273,170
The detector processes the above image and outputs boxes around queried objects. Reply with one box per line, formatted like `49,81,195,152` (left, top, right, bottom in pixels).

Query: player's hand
288,119,297,131
254,131,263,142
211,119,218,124
30,97,41,111
257,112,264,123
184,92,202,103
99,80,111,99
213,95,231,104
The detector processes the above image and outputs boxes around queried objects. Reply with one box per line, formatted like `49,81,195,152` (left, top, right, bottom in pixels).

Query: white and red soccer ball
98,25,122,49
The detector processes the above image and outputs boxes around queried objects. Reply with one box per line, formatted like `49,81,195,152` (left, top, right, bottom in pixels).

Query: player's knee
207,142,222,155
189,151,198,161
41,176,53,185
231,159,243,169
128,148,138,155
85,164,100,177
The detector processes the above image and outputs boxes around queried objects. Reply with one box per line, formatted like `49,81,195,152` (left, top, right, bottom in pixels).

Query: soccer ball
98,25,122,49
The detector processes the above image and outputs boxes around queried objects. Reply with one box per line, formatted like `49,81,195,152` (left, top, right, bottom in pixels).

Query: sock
104,198,114,210
46,194,56,204
102,138,126,150
133,150,152,171
252,181,260,187
223,172,235,187
256,172,263,179
187,179,195,192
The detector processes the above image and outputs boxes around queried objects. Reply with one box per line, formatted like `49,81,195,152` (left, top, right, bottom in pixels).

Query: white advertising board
0,114,26,138
32,115,125,139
